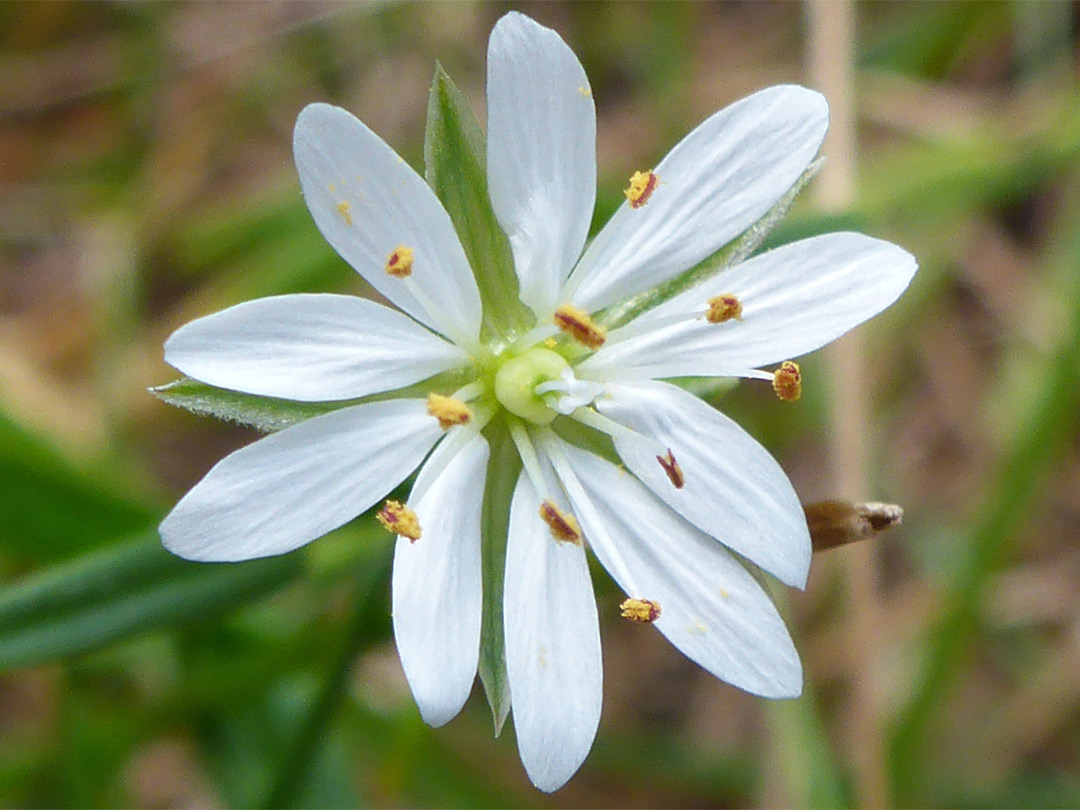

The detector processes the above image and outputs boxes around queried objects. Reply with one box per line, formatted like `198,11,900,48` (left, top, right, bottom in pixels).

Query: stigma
772,361,802,402
624,169,658,208
539,500,582,545
426,393,472,430
554,304,606,349
385,245,414,277
620,597,661,623
377,500,421,541
656,449,685,489
705,293,743,324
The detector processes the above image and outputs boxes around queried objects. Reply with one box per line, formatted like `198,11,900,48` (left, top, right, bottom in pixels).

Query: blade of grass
889,184,1080,802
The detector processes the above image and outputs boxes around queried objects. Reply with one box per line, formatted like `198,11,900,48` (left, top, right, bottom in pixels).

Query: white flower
158,11,917,793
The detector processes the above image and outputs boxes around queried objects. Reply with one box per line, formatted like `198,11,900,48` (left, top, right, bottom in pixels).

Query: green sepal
0,532,301,671
424,62,530,343
152,370,477,434
597,157,826,331
150,378,348,432
476,416,519,734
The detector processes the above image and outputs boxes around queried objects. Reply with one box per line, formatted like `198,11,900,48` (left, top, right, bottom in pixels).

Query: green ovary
493,347,569,425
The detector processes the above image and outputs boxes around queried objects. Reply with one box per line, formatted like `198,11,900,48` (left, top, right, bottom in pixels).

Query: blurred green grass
1,1,1079,807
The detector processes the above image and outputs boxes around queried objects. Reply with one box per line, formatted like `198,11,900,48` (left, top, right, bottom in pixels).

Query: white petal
550,438,802,698
596,380,811,588
160,400,441,561
294,103,482,344
505,466,602,793
487,11,596,318
393,432,488,727
582,233,918,380
164,294,469,402
566,85,829,312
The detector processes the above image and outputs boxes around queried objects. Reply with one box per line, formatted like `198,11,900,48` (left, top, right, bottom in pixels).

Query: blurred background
1,1,1079,807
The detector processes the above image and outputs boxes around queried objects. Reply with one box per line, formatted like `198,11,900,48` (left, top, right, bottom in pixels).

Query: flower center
494,347,585,425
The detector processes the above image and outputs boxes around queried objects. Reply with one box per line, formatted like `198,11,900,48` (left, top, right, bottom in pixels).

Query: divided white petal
505,466,602,793
582,233,918,380
165,294,469,402
551,438,802,698
393,432,488,728
566,85,828,312
487,12,597,318
160,400,442,561
596,380,811,588
294,103,482,344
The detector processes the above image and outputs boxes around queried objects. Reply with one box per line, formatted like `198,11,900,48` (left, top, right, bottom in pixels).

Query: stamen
624,169,658,208
508,419,549,500
450,381,484,405
571,408,669,463
539,429,642,594
656,449,685,489
539,500,582,545
385,245,414,277
705,293,743,324
554,304,606,349
772,361,802,402
377,500,421,542
337,201,353,226
620,597,661,623
426,393,472,430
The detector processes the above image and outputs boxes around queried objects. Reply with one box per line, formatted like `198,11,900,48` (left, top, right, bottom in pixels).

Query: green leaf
150,378,352,433
476,417,518,734
0,533,302,670
0,412,157,562
424,62,530,341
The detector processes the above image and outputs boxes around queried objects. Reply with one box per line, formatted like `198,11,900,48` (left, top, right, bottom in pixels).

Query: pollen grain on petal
772,360,802,402
385,245,414,277
620,597,661,623
657,448,685,489
554,304,606,349
705,293,743,324
336,201,353,226
377,500,421,542
624,169,658,209
539,500,582,545
426,393,472,430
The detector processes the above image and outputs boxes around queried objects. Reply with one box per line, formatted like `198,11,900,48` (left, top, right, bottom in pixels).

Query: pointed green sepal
425,62,530,341
149,378,353,433
477,417,519,734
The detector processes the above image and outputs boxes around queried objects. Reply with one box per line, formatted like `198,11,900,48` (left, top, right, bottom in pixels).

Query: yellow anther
705,293,743,324
377,500,421,542
426,393,472,430
620,597,661,623
337,201,353,226
624,169,658,209
656,448,685,489
772,360,802,402
385,245,414,277
539,500,581,545
553,304,606,349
